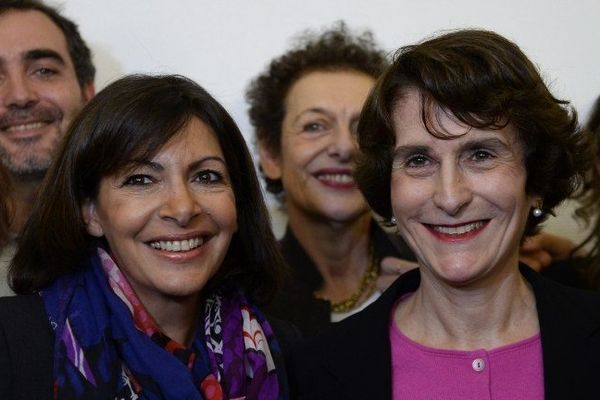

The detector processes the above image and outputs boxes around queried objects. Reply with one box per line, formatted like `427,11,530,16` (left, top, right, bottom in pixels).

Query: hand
519,232,578,272
377,257,418,291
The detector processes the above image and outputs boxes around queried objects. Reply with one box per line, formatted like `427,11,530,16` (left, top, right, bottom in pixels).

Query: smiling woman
287,29,600,400
0,75,296,399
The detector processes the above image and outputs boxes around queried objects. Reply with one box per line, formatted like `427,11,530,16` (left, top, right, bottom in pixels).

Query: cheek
390,174,428,218
208,191,238,232
281,136,325,170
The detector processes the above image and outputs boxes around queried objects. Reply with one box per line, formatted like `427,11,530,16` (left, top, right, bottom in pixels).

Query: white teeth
318,174,354,183
6,122,46,132
149,237,203,252
433,221,484,235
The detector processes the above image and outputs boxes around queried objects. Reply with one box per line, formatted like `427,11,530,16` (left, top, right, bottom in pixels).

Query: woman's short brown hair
356,29,592,237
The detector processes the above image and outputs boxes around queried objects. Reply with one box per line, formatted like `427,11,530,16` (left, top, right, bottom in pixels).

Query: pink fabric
390,319,544,400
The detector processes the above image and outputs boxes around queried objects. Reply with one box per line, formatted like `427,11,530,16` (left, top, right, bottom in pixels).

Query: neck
287,209,374,303
395,264,539,350
9,178,41,234
141,292,201,347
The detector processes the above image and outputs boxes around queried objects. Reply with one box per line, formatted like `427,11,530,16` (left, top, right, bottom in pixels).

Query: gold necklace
314,241,379,313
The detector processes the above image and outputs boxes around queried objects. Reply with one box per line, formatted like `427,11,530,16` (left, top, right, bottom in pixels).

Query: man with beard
0,1,95,295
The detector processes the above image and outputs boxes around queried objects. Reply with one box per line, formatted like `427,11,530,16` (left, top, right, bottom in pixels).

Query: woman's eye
471,150,494,161
195,170,222,183
122,174,154,186
303,122,325,132
406,154,430,168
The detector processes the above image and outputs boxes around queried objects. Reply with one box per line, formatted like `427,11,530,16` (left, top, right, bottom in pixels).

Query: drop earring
532,207,543,218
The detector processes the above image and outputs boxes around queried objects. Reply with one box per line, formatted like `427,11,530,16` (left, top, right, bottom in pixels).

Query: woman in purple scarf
0,74,295,400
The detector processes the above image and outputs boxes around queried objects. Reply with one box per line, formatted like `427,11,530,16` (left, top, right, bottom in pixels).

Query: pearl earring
532,207,543,218
390,216,397,225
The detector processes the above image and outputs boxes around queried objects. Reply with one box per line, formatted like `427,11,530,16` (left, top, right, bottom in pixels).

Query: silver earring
390,216,397,225
532,207,543,218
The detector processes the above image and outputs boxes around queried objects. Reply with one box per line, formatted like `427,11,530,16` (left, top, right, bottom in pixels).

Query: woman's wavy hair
246,21,389,194
356,29,593,238
10,74,284,304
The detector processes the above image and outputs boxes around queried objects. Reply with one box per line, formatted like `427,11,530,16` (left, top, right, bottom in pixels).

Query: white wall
54,0,600,241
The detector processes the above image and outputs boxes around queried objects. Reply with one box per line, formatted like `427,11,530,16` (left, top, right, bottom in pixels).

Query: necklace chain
314,241,379,313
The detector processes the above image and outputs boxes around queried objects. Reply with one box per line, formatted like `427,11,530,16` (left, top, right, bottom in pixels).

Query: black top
267,220,415,337
542,256,597,290
287,265,600,400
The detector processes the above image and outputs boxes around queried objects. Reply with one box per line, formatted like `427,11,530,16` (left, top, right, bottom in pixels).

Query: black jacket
267,221,415,337
287,266,600,399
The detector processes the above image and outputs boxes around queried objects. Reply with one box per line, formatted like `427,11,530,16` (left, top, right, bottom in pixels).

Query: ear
81,199,104,237
257,141,282,180
530,195,543,210
81,82,96,102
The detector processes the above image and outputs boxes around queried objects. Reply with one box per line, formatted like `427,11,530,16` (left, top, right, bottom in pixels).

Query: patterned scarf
41,248,283,400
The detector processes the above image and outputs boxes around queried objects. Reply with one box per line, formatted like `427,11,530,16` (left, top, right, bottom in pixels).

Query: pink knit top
390,319,544,399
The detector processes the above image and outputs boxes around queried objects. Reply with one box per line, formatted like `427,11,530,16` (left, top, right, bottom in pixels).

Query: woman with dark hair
246,22,416,336
0,74,295,399
288,30,600,399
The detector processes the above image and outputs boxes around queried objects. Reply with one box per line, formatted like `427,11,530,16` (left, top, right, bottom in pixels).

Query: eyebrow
127,156,227,173
291,107,334,124
393,137,510,159
393,145,431,160
23,49,66,65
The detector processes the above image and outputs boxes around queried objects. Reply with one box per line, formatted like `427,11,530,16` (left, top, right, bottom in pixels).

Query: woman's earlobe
81,199,104,237
258,142,282,180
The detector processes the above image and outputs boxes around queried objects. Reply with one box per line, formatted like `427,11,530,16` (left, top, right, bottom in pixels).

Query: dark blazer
287,265,600,400
0,294,300,400
267,221,415,337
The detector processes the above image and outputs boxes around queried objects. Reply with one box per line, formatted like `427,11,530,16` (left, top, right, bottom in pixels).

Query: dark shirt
542,256,597,291
267,220,415,337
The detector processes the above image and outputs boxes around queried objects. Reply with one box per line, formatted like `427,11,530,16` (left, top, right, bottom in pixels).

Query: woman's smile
424,220,489,241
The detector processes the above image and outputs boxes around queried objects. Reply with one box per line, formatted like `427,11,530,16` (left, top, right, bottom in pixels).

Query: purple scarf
41,247,284,400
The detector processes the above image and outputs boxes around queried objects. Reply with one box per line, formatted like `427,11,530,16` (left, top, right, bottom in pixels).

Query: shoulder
286,269,420,399
523,264,600,319
0,295,54,400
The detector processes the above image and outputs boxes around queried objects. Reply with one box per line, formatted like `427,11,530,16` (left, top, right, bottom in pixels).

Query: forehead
392,88,520,148
284,70,375,113
0,10,72,65
153,117,225,161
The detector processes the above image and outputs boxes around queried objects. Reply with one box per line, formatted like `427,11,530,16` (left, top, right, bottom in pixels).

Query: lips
314,168,356,189
425,220,489,240
3,121,49,133
0,107,62,134
147,235,209,253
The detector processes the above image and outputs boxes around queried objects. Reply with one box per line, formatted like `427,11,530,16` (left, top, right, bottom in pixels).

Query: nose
2,72,39,109
327,124,357,162
432,163,473,216
159,183,201,226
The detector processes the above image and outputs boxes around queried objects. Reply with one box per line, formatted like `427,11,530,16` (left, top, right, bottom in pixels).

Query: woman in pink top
287,29,600,400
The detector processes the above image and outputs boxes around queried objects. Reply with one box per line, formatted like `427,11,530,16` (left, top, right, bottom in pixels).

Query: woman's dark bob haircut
356,29,593,237
246,21,389,194
10,74,284,304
